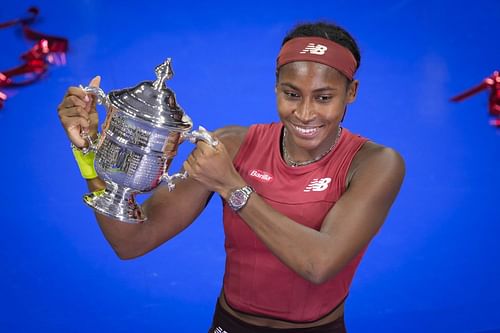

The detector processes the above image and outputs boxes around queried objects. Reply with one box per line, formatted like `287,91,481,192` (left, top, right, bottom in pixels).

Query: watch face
228,186,253,211
231,191,247,207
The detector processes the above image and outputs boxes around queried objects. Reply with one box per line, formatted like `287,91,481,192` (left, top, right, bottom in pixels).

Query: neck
282,126,342,167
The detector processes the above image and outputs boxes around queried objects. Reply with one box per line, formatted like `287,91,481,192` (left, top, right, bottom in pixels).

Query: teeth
293,125,319,135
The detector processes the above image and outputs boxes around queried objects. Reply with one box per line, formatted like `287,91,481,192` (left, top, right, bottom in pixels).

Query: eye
283,90,300,99
316,95,333,102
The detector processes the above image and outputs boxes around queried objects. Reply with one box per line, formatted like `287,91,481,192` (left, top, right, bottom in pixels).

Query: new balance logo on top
214,326,228,333
300,43,328,55
304,177,332,192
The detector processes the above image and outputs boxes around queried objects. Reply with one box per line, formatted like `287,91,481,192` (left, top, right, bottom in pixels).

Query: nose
294,98,316,123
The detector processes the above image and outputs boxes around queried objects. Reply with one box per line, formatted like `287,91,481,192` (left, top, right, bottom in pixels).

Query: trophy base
83,184,146,223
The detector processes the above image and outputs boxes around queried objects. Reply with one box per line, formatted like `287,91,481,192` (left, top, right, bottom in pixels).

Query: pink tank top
222,122,368,322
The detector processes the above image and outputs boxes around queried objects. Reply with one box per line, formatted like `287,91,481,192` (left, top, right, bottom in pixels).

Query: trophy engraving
78,58,217,223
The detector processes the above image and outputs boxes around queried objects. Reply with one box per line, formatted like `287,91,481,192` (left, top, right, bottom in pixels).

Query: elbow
110,245,146,260
103,230,154,260
114,251,141,260
303,261,336,285
307,270,331,285
303,253,346,285
309,275,328,285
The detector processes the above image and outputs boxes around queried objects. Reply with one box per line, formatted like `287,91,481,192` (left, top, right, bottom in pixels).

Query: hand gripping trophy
75,58,218,223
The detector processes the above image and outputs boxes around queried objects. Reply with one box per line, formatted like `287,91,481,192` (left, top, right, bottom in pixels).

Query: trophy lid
107,58,192,130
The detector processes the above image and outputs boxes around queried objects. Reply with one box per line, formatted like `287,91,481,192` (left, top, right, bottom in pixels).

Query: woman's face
276,61,358,161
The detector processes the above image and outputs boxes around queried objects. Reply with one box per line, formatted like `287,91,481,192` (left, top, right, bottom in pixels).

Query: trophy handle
80,85,110,108
74,85,110,154
161,126,219,191
161,170,189,191
180,125,219,146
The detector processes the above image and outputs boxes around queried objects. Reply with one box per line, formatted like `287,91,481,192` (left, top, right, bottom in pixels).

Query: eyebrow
279,82,337,93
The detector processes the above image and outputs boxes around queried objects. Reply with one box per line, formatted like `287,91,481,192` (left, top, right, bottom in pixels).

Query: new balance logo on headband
300,43,328,55
277,37,356,80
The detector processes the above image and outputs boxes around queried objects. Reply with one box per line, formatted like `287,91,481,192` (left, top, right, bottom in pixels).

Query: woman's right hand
57,76,101,148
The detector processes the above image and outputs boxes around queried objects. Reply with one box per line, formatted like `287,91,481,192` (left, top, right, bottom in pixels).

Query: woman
58,21,405,332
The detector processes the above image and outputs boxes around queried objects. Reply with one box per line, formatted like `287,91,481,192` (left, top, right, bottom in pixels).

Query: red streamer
0,7,68,109
451,71,500,127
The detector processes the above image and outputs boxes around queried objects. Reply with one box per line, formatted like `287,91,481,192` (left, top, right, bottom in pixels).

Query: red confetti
451,71,500,127
489,118,500,127
0,7,68,109
0,91,6,109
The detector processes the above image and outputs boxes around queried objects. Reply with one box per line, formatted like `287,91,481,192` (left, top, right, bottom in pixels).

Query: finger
87,75,101,111
63,86,91,106
59,95,87,109
58,106,90,122
64,87,88,101
66,76,101,103
61,113,91,130
187,152,197,166
201,133,221,150
197,139,221,155
89,75,101,88
182,161,192,176
196,140,212,154
198,127,219,147
189,144,204,159
63,117,91,147
89,111,99,127
70,134,87,148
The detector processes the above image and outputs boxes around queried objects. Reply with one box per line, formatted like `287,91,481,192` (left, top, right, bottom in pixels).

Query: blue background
1,1,499,332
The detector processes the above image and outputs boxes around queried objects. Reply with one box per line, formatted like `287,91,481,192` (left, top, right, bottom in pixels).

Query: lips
291,124,323,137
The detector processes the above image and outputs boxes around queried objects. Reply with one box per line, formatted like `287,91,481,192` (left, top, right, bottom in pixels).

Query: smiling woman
277,61,356,163
57,20,405,333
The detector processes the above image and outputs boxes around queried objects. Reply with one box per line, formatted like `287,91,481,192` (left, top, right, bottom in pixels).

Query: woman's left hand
183,137,246,198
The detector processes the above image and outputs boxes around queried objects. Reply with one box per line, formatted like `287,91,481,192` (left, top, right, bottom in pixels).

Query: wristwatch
227,185,254,212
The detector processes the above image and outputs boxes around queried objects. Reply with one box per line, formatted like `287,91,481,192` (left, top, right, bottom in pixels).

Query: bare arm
238,144,405,283
86,175,212,259
57,78,248,259
187,141,405,284
93,126,248,259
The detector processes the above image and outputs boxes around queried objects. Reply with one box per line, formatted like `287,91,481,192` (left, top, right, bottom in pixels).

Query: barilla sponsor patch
249,169,274,183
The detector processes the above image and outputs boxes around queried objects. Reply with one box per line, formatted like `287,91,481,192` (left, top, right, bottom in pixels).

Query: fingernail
84,95,90,102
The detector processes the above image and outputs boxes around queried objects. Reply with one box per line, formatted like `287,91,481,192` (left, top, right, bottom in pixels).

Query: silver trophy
78,58,217,223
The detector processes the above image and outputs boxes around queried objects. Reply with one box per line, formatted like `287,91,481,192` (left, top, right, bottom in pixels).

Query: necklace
282,126,342,167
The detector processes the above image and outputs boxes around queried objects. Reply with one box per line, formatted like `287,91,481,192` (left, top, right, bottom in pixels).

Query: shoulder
348,141,405,190
213,125,250,159
213,123,280,159
354,141,405,170
214,125,249,140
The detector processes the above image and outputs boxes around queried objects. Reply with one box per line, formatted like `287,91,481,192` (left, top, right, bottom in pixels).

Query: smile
292,124,322,136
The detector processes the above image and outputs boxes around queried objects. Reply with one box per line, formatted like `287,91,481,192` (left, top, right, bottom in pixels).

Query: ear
346,79,359,104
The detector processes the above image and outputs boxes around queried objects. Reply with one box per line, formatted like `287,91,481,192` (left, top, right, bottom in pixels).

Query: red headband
276,37,357,80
